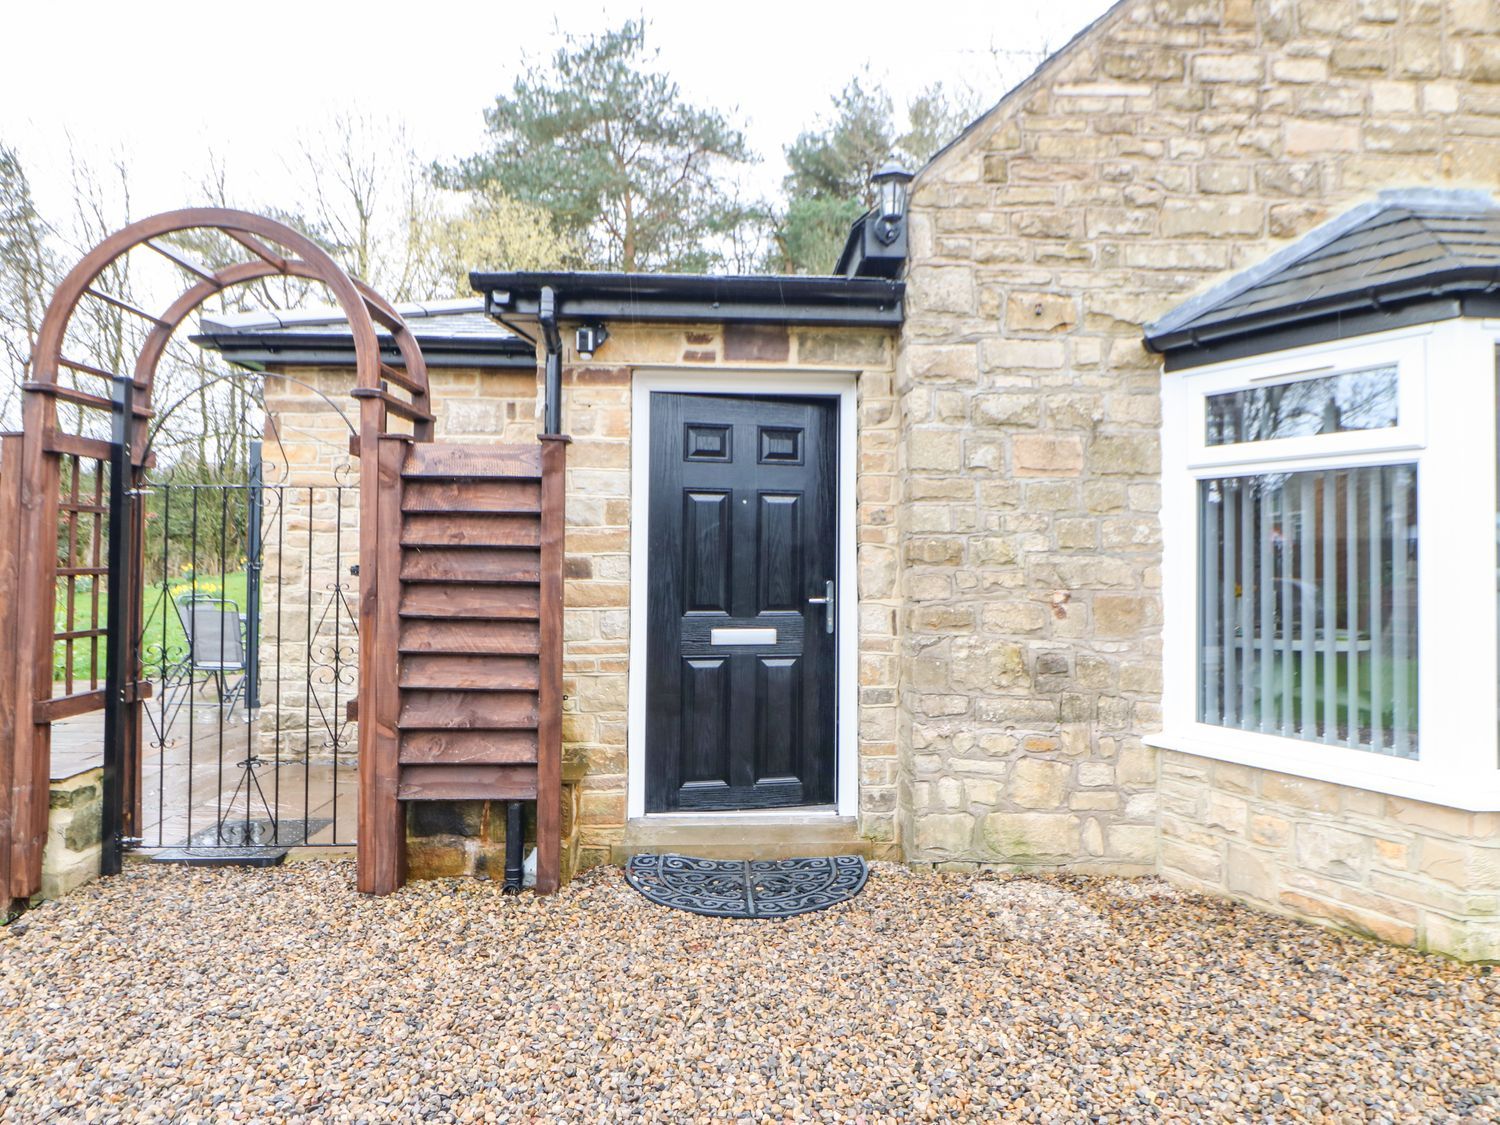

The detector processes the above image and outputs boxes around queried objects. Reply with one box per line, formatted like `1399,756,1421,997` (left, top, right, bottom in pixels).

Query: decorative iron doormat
624,853,868,919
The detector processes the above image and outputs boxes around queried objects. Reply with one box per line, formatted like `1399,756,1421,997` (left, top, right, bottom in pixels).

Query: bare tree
289,113,578,300
1,112,577,454
0,144,57,430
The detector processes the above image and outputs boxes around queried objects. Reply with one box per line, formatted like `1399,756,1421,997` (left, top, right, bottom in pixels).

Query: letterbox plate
710,627,778,646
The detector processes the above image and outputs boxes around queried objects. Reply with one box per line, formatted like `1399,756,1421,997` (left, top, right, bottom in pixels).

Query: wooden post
10,415,60,900
0,436,22,904
357,437,407,893
535,433,569,894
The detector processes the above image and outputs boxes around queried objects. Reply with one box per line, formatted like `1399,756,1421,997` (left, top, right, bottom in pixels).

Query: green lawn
53,572,250,684
1218,646,1419,752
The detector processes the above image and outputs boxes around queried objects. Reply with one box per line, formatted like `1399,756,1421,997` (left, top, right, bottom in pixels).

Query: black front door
646,393,838,812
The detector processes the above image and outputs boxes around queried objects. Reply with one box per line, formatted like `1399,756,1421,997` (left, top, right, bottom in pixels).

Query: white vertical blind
1322,470,1337,745
1299,473,1317,736
1201,486,1220,723
1392,470,1411,758
1199,464,1418,758
1259,487,1274,735
1370,470,1384,754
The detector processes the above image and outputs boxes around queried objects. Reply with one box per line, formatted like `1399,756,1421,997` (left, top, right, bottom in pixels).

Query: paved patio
49,686,357,850
1,861,1495,1120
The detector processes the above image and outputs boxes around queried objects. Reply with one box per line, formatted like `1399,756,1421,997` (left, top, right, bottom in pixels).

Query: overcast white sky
3,0,1116,223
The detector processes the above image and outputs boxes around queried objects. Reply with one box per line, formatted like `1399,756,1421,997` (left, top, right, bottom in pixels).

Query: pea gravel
2,860,1496,1122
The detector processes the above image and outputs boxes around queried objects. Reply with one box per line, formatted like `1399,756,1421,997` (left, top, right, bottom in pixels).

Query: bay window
1155,323,1500,809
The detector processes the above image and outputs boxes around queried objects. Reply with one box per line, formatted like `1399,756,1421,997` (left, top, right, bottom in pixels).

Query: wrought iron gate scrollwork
133,377,361,853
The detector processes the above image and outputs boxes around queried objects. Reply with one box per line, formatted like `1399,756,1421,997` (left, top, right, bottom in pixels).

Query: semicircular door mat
624,853,868,919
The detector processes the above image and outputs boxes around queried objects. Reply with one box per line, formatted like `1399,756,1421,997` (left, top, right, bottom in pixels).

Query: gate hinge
119,836,143,850
349,564,359,576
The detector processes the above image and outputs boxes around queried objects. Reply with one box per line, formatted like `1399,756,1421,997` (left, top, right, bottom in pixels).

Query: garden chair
174,595,250,720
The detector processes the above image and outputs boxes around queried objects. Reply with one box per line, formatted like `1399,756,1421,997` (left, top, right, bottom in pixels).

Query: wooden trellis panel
357,439,565,895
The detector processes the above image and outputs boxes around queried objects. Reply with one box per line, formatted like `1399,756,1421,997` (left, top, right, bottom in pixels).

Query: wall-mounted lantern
871,161,915,245
835,159,915,279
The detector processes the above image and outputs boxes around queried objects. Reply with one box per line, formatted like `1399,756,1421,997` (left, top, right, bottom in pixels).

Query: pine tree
441,22,758,274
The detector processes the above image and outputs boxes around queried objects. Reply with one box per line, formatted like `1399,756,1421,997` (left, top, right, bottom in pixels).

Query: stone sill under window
1145,727,1500,812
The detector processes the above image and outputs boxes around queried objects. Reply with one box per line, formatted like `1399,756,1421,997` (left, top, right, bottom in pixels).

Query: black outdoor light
871,160,914,245
575,322,609,360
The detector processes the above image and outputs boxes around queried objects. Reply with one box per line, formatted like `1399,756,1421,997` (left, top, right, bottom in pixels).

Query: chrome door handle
807,579,834,635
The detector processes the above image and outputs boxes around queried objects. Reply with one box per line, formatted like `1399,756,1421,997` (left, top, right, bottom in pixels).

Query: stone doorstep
611,814,873,864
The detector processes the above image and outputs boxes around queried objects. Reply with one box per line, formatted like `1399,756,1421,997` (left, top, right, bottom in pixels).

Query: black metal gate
103,374,359,861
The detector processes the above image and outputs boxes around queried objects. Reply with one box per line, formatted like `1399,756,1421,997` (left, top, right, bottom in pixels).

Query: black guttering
1143,260,1500,357
191,328,537,370
471,270,905,328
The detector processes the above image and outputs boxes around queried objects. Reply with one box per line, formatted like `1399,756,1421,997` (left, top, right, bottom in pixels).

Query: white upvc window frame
1152,319,1500,811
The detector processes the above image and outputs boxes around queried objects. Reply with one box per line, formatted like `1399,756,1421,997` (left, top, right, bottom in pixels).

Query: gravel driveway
1,861,1496,1121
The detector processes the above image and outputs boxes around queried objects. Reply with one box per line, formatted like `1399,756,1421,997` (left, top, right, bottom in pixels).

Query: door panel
683,491,732,612
646,393,837,812
682,658,730,784
757,493,803,611
755,656,802,783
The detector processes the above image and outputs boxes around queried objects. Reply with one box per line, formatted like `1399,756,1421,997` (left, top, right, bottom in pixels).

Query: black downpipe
538,285,563,437
503,286,564,893
502,800,525,893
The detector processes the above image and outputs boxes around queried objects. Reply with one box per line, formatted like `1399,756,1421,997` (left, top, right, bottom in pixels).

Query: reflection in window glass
1199,464,1418,758
1206,366,1399,446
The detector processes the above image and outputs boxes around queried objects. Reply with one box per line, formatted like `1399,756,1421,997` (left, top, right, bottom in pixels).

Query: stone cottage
202,0,1500,960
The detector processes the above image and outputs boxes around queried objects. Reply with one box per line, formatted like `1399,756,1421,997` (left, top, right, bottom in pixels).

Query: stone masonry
262,326,901,874
236,0,1500,959
899,0,1500,888
41,767,102,901
552,323,902,868
1159,751,1500,961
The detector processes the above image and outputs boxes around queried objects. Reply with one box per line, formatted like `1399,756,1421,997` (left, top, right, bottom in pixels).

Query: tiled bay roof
1146,189,1500,366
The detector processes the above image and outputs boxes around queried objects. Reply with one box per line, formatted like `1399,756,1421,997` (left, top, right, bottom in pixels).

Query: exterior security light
871,161,914,245
576,323,609,359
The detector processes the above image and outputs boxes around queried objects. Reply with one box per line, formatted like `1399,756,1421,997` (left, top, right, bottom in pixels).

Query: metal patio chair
175,594,250,721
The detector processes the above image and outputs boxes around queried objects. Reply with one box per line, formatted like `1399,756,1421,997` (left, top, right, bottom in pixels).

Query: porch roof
471,270,904,329
1145,189,1500,368
192,298,537,370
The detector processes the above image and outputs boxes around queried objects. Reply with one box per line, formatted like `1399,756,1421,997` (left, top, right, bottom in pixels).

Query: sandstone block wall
1160,751,1500,961
264,330,900,873
404,767,584,884
900,0,1500,874
556,323,901,868
41,767,102,901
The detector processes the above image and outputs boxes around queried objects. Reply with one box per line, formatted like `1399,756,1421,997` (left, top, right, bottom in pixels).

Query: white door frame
626,368,860,819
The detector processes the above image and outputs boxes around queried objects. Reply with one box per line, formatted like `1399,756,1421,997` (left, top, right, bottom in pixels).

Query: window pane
1206,366,1398,446
1198,464,1418,758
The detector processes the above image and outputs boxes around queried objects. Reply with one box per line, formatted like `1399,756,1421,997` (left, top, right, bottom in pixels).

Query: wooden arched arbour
1,208,428,903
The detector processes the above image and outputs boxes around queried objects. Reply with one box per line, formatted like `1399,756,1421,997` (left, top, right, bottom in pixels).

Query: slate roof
1145,189,1500,366
193,298,535,369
